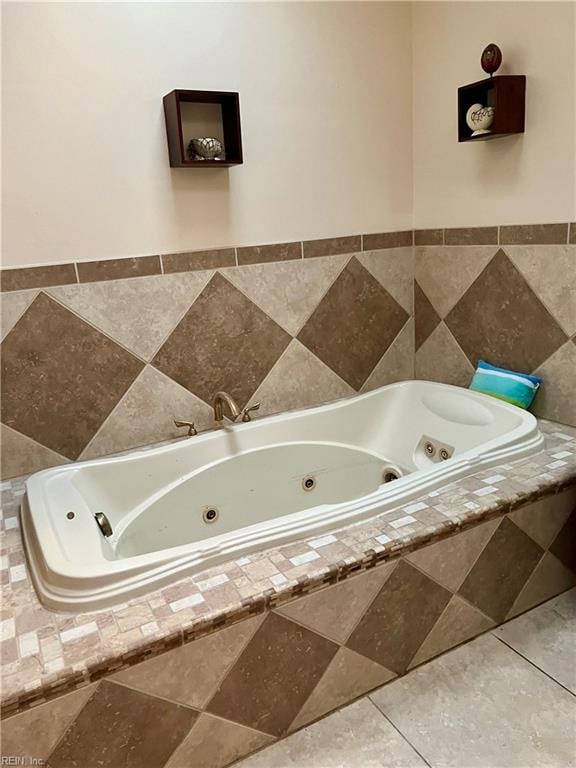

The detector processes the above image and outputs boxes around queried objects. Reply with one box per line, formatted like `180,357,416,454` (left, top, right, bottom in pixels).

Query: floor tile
235,697,428,767
371,633,576,768
495,588,576,693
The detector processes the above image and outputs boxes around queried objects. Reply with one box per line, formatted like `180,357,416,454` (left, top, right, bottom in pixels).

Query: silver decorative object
187,137,224,161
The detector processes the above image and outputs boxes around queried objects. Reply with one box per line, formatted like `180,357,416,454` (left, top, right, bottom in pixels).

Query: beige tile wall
1,222,574,480
0,236,415,480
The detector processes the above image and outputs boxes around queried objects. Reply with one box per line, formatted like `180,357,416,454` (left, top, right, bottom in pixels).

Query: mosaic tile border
1,222,573,292
1,419,575,717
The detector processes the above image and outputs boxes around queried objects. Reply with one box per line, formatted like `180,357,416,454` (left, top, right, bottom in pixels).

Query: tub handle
174,419,198,436
241,403,261,422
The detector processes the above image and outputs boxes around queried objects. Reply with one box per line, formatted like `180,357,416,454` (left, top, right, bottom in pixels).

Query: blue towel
469,360,542,409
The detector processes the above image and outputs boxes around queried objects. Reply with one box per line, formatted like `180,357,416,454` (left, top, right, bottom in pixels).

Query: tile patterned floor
235,589,576,768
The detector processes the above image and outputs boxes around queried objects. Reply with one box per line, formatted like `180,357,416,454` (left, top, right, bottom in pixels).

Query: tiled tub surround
0,233,415,481
1,421,576,768
414,227,576,427
1,221,575,481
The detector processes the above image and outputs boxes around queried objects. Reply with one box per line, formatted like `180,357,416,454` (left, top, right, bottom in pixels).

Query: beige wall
412,1,576,228
1,2,413,268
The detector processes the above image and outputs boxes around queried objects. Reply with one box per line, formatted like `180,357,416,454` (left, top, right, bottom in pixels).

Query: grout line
491,633,576,699
367,698,433,767
442,228,445,245
73,262,80,283
497,225,501,245
234,247,239,267
300,241,304,260
159,254,165,275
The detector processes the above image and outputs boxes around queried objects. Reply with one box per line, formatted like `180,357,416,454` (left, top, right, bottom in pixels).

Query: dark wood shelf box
163,90,243,167
458,75,526,142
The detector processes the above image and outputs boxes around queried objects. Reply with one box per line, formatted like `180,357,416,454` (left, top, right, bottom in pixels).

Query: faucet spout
213,391,241,423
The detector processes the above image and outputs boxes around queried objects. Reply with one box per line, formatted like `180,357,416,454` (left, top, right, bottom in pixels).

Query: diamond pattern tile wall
152,273,292,410
0,248,417,479
0,293,143,459
415,244,576,426
297,257,409,390
445,250,567,372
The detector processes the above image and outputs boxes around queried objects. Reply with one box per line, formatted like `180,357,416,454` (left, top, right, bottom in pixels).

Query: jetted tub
21,381,543,611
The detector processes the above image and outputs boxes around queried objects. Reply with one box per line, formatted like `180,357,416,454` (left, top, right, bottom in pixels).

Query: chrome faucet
213,391,241,423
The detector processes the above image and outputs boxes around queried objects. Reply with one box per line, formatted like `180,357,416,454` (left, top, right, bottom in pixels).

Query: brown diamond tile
1,293,144,459
459,518,544,622
207,612,338,737
152,273,291,409
346,560,451,675
47,681,197,768
445,249,567,371
548,511,576,574
415,280,441,350
297,257,409,389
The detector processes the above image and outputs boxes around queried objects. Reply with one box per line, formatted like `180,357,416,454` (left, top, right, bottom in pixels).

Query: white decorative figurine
466,104,495,136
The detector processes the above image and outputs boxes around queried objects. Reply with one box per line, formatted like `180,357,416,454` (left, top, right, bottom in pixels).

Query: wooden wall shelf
163,89,243,167
458,75,526,142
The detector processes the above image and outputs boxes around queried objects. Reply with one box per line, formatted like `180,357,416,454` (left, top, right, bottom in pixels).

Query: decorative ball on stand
466,103,495,136
481,43,502,76
187,137,224,161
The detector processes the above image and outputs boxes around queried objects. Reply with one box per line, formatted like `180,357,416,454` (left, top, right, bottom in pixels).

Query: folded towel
469,359,542,409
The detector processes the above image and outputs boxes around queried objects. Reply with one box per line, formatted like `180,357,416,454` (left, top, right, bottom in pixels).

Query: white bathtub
22,381,543,611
